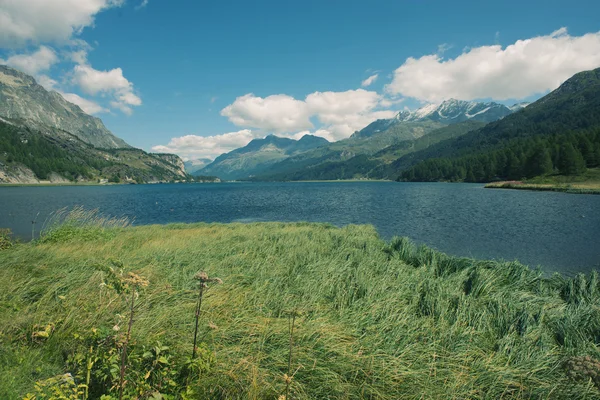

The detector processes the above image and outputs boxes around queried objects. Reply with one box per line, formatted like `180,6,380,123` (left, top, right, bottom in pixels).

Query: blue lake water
0,182,599,274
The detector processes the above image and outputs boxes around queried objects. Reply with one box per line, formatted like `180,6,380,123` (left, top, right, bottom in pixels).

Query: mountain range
196,67,600,183
197,99,524,180
199,134,329,180
0,65,187,184
3,63,598,185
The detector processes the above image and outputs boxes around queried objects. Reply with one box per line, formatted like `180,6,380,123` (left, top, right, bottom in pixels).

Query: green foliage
400,129,600,182
0,228,14,250
23,373,84,400
0,123,96,181
2,222,600,399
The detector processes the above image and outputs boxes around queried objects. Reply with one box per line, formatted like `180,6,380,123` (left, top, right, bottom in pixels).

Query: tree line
399,129,600,182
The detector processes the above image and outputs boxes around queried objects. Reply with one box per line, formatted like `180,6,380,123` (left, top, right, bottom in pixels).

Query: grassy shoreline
484,169,600,194
2,218,600,398
484,180,600,194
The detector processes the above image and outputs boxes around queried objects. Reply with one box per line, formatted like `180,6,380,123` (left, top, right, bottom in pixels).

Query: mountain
198,134,329,180
233,99,520,181
0,66,188,184
395,99,515,124
397,67,600,182
184,158,213,174
0,65,129,149
253,120,487,181
0,118,187,184
350,99,512,140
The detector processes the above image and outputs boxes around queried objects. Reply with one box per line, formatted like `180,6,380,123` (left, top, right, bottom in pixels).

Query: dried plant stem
192,282,205,359
119,289,136,400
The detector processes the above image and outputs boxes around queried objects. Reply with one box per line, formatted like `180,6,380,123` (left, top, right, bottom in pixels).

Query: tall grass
39,206,131,243
1,215,600,398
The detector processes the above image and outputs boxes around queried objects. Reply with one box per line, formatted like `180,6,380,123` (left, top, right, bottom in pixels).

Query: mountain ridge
0,65,129,149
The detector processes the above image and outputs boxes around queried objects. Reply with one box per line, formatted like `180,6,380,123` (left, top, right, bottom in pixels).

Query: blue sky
1,0,600,160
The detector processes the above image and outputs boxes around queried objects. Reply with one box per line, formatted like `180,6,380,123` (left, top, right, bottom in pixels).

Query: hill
1,216,599,398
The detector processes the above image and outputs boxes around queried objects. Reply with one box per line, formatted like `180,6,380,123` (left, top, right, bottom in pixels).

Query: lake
0,182,599,274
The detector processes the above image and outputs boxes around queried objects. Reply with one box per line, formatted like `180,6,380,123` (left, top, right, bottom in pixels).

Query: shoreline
484,181,600,195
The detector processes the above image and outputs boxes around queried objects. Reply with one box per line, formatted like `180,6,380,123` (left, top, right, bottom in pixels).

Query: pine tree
526,147,553,178
558,143,587,175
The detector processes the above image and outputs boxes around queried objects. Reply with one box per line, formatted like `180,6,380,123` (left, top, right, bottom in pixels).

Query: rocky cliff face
0,65,130,149
154,153,187,177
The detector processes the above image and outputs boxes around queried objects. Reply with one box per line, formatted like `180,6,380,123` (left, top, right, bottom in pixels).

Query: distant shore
485,180,600,195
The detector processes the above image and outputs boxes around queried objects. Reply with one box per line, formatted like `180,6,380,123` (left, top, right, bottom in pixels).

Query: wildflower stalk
113,271,148,400
284,309,301,400
192,271,222,359
192,280,205,360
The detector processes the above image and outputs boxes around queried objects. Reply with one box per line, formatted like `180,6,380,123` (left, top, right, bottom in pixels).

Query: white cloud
72,64,142,114
159,88,399,159
73,64,130,94
135,0,149,10
220,89,395,141
0,0,124,47
36,74,58,90
69,49,88,64
386,28,600,102
221,94,313,133
152,129,258,160
361,73,378,87
61,92,108,114
2,46,58,75
305,89,395,140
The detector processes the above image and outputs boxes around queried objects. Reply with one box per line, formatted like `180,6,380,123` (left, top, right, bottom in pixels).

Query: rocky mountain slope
0,118,187,184
0,66,188,184
0,65,129,149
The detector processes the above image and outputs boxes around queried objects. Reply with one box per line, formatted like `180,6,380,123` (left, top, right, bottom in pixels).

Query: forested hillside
395,68,600,182
0,120,187,183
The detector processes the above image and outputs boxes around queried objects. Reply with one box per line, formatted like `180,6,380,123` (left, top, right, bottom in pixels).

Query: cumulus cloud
72,64,142,115
151,129,258,160
361,73,378,87
221,94,313,133
1,46,58,75
61,92,108,114
0,0,124,47
221,89,395,141
36,74,58,90
386,28,600,102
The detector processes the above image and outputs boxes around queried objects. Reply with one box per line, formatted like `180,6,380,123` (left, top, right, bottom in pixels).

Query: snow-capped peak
394,98,513,124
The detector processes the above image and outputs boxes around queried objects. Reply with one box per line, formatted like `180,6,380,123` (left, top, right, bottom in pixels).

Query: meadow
1,209,600,399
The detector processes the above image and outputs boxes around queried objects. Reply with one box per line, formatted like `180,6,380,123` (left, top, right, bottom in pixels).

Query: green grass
1,213,600,399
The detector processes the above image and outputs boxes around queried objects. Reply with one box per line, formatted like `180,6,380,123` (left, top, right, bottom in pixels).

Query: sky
1,0,600,161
